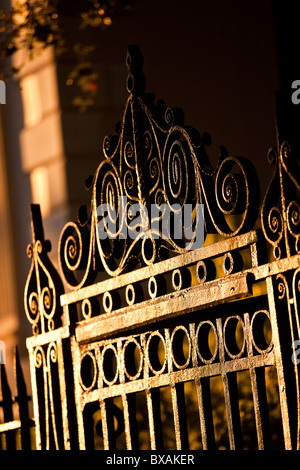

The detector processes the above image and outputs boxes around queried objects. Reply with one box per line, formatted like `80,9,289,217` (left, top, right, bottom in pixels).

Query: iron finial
126,44,146,95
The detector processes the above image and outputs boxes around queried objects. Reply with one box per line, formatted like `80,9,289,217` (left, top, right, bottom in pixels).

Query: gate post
266,272,300,449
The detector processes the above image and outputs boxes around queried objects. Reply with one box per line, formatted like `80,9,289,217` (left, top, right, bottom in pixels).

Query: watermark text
291,80,300,105
0,80,6,104
291,340,300,364
97,196,204,251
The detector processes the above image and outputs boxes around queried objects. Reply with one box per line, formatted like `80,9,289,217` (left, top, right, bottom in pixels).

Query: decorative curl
48,342,58,364
25,205,64,335
34,347,45,369
280,141,291,160
55,48,262,281
267,147,277,165
215,158,244,215
163,133,189,208
276,274,288,301
124,141,135,169
287,201,300,238
211,156,259,236
58,222,90,289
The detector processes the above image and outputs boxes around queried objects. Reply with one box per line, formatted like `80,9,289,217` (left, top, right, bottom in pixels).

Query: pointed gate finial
126,44,146,95
24,204,64,335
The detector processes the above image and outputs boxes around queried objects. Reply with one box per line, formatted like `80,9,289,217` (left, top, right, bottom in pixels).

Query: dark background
58,0,300,200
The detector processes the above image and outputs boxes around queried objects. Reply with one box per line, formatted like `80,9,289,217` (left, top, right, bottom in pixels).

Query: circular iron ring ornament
148,276,158,299
80,351,97,392
223,315,246,359
170,325,191,369
141,237,156,266
195,321,219,364
172,269,183,291
81,298,92,319
125,284,136,306
196,259,216,284
222,251,243,275
103,291,113,313
101,344,119,385
122,338,143,380
250,310,273,354
146,331,167,375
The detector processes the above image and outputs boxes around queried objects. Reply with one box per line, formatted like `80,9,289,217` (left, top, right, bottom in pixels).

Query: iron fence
1,46,300,450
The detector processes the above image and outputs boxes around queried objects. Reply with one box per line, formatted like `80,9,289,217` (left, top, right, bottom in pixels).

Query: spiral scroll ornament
261,141,300,258
287,201,300,253
163,137,189,206
58,221,93,289
210,155,259,237
25,239,59,335
56,46,260,285
24,205,64,335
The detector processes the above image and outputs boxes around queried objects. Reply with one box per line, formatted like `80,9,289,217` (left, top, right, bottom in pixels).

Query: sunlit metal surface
1,46,300,450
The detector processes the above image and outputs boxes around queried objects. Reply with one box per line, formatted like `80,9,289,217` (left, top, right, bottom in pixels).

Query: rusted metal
24,204,64,336
57,45,260,287
16,45,300,450
261,141,300,260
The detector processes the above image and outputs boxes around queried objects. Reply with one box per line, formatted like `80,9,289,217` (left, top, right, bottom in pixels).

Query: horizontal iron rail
60,230,259,307
73,253,300,343
79,351,275,403
27,251,300,349
75,271,252,343
0,419,35,433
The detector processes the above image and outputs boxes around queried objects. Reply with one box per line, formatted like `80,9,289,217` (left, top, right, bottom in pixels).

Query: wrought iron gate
2,45,300,451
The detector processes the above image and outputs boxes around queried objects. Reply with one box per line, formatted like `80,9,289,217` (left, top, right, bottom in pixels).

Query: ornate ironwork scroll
58,45,260,288
261,141,300,259
24,205,64,335
22,45,300,451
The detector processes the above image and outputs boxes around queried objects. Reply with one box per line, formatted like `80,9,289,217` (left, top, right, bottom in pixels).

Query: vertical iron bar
70,337,85,450
27,346,41,450
123,393,139,450
194,377,216,450
145,388,156,450
222,372,243,450
14,347,31,450
105,397,116,450
249,367,272,449
122,393,132,450
190,322,215,449
216,318,243,450
146,388,163,450
244,312,272,449
266,276,293,448
170,382,189,450
56,338,70,449
100,399,109,450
